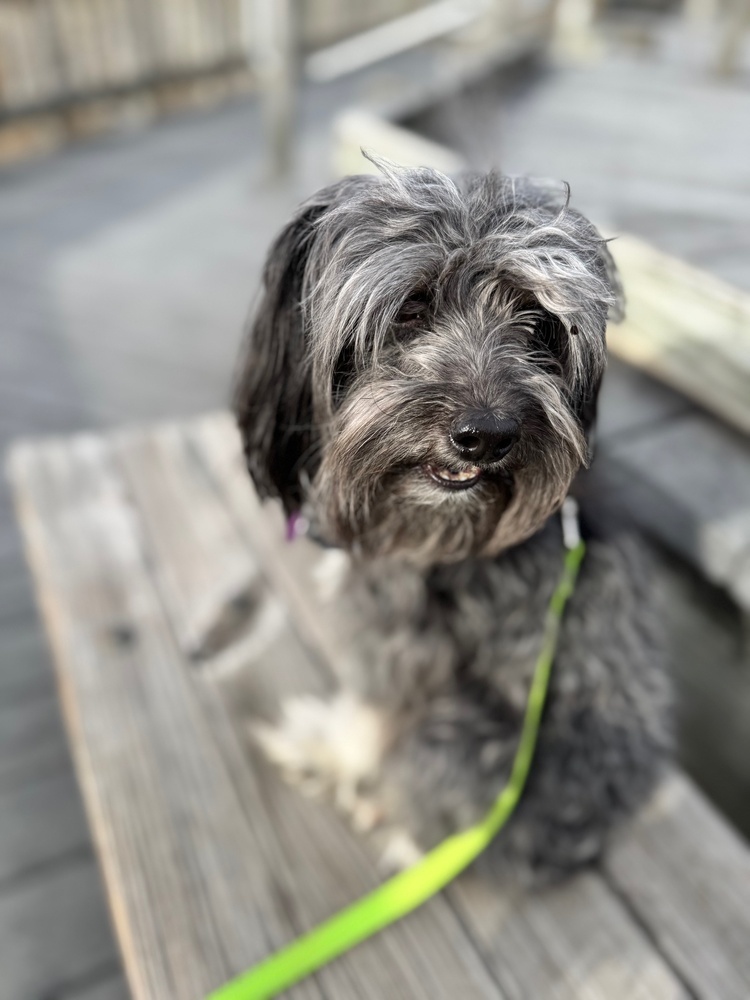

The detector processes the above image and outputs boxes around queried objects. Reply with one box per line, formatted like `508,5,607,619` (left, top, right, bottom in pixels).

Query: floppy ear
234,174,380,512
233,210,315,513
576,237,624,456
531,225,623,463
233,188,333,513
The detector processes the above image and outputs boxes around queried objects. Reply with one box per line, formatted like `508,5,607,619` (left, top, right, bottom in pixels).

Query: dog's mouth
423,464,482,490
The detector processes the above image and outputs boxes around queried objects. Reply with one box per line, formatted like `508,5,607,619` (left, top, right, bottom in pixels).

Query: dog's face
235,163,622,565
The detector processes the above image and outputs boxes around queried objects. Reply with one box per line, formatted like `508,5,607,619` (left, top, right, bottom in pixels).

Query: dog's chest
329,532,564,709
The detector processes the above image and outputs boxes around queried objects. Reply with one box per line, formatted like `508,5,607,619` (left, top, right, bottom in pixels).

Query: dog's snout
450,411,520,463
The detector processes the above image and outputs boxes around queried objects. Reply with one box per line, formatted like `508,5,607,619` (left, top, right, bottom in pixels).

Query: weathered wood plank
8,435,323,1000
609,234,750,435
604,414,750,611
113,422,262,661
0,691,70,787
0,856,119,1000
0,619,57,706
0,735,72,799
11,414,749,1000
121,419,506,1000
605,771,750,1000
73,972,132,1000
597,357,692,444
10,431,511,1000
0,548,40,628
188,412,351,677
659,553,750,834
192,411,690,1000
0,769,90,885
452,873,687,1000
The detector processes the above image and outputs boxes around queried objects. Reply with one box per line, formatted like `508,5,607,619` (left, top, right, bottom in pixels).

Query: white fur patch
312,549,351,604
252,691,386,829
379,828,424,874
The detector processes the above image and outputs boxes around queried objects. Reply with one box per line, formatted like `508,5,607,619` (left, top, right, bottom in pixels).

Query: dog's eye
395,292,430,327
532,312,569,367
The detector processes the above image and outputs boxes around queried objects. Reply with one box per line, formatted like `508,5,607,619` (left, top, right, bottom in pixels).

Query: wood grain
0,855,119,1000
189,413,352,678
12,412,750,1000
609,234,750,435
452,872,688,1000
122,417,506,1000
8,435,323,1000
114,422,262,662
10,431,508,1000
0,769,90,885
605,771,750,1000
191,412,690,1000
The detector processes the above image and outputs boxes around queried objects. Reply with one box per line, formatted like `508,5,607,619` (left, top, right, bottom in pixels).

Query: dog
233,159,672,883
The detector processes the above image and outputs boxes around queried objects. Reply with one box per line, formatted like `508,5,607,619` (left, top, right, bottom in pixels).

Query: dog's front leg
375,688,522,868
251,682,526,876
252,690,390,833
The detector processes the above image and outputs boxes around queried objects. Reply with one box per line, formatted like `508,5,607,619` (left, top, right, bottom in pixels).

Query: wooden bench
8,412,750,1000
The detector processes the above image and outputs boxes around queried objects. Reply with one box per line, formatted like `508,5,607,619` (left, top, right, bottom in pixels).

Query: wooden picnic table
8,411,750,1000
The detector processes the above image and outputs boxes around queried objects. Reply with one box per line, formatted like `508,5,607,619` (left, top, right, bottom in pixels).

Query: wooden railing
0,0,432,117
0,0,428,162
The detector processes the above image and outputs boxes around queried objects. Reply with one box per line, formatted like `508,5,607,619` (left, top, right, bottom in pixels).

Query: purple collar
285,511,309,542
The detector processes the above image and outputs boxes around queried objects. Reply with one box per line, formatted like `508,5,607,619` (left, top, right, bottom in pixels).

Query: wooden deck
0,93,329,1000
2,23,750,1000
9,412,750,1000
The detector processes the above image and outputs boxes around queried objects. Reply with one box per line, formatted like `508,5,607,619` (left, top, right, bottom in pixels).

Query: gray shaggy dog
234,160,672,882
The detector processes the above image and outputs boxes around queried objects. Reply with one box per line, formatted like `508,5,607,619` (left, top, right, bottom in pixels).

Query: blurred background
1,1,750,997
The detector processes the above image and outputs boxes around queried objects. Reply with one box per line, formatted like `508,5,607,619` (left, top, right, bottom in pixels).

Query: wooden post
242,0,296,179
716,0,750,76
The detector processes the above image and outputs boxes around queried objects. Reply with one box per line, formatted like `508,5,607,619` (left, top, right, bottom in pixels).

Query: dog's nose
450,411,520,463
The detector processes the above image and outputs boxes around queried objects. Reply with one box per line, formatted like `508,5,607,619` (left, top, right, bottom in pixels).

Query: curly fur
234,159,671,882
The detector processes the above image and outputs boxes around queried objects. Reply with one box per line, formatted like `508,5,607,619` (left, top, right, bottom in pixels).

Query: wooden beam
608,234,750,436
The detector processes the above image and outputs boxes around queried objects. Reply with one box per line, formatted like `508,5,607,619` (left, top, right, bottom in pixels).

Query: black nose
450,411,520,463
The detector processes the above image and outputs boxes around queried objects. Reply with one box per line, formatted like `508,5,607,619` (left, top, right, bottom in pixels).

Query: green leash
208,510,586,1000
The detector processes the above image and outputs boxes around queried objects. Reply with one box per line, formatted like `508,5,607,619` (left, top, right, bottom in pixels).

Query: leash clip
561,497,581,551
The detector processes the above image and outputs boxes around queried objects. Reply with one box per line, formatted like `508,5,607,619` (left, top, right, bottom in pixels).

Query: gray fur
234,160,671,882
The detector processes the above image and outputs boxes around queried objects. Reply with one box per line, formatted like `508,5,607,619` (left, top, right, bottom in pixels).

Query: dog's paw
378,828,424,875
251,692,387,826
252,697,332,798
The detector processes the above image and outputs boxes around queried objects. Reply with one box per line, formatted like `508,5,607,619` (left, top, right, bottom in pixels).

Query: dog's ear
233,176,374,513
529,229,623,463
534,198,624,457
575,237,624,455
233,200,323,512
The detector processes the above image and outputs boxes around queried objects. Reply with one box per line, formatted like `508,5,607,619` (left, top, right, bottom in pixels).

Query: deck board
13,411,750,998
9,438,322,1000
605,774,750,1000
10,433,513,1000
122,414,696,997
72,974,133,1000
0,618,57,706
0,770,90,886
0,691,70,788
0,856,119,1000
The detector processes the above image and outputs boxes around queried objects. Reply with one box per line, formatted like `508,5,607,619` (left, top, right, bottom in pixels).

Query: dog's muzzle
423,411,519,491
424,464,483,490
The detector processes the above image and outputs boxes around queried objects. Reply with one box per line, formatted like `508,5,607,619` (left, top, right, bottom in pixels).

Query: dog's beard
310,363,586,566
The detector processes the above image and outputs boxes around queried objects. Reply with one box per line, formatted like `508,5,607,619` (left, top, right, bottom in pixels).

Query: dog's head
235,162,622,565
